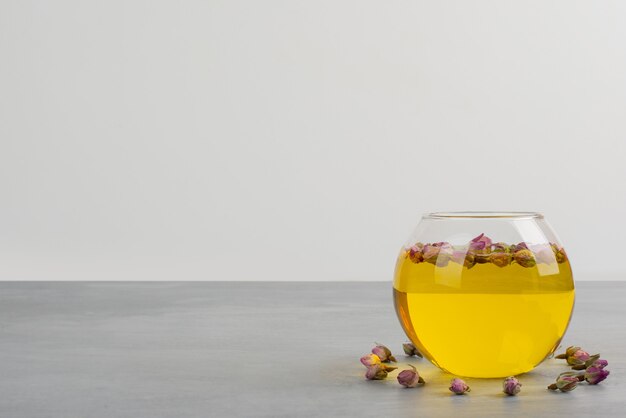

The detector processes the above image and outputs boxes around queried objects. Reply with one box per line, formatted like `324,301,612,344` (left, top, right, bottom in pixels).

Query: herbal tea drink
393,213,575,378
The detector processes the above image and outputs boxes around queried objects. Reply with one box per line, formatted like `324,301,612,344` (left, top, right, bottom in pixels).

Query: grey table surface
0,281,624,418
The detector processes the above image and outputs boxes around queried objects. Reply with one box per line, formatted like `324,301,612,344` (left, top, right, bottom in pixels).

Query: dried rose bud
571,353,601,370
551,243,568,263
422,243,453,267
548,373,580,392
408,245,423,264
584,366,610,385
365,364,388,380
402,342,423,358
449,378,470,395
491,242,510,253
513,249,536,268
556,346,601,369
502,376,522,396
469,233,492,252
397,365,425,388
372,344,396,363
569,349,591,364
421,245,440,264
364,363,397,380
490,252,512,268
360,354,381,367
463,252,476,268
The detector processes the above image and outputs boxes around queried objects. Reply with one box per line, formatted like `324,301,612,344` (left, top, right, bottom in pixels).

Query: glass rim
424,211,543,220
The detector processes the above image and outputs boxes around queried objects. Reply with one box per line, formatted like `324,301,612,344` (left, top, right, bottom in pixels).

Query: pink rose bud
555,345,601,369
404,243,423,262
421,245,440,264
407,244,423,264
402,342,423,358
548,373,579,392
558,375,580,392
449,378,470,395
571,349,591,362
365,364,388,380
502,376,522,396
372,344,396,363
585,366,610,385
422,242,454,266
397,365,425,388
360,354,381,367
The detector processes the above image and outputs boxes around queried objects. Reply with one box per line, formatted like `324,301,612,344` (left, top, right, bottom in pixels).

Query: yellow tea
393,238,574,378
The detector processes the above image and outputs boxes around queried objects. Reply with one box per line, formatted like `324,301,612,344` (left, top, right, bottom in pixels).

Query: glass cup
393,212,574,378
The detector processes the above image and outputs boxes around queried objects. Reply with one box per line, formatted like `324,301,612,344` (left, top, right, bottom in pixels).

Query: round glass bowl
393,212,574,378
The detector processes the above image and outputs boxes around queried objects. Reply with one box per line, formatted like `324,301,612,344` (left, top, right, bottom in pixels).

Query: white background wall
1,1,625,281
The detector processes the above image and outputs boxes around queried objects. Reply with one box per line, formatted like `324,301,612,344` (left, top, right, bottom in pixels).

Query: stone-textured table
0,282,623,417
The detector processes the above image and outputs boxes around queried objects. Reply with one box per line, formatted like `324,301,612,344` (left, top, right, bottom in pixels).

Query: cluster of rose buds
360,347,532,395
404,233,568,269
549,346,610,391
360,344,426,387
361,344,397,380
402,342,423,358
